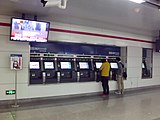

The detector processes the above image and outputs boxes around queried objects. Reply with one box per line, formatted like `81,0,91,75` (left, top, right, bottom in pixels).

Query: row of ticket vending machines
29,54,121,84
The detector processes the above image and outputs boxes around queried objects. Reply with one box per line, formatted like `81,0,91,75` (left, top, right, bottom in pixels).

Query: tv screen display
10,18,50,42
79,62,89,69
30,62,40,69
96,62,102,69
110,63,118,69
44,62,54,69
60,62,71,69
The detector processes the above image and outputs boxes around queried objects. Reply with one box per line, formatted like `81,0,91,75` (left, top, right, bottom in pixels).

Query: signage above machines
30,41,120,56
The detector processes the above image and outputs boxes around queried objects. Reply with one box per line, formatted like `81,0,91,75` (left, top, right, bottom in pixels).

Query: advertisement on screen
96,62,102,69
44,62,54,69
10,54,23,70
110,63,118,69
30,62,40,69
60,62,71,69
10,18,50,42
79,62,89,69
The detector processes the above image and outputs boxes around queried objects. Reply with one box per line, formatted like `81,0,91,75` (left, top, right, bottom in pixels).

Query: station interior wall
0,15,159,101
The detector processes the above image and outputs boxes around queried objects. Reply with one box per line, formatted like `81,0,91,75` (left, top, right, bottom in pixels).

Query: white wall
0,15,158,101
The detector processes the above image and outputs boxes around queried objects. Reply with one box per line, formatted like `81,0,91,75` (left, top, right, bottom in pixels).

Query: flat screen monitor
96,62,102,69
79,62,89,69
110,63,118,69
30,62,40,69
10,18,50,42
60,62,71,69
44,62,54,69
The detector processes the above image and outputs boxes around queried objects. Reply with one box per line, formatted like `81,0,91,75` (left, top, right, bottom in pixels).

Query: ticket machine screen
142,63,145,68
79,62,89,69
96,62,102,69
60,62,71,69
44,62,54,69
110,63,118,69
30,62,40,69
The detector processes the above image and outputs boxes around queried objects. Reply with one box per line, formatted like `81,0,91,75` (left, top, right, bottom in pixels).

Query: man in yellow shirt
100,58,110,95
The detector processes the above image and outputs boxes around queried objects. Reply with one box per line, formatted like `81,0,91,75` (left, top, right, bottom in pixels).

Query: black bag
96,78,100,82
96,75,101,82
123,72,127,79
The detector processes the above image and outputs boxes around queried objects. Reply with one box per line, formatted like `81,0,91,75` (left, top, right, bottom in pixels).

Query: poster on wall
10,54,22,70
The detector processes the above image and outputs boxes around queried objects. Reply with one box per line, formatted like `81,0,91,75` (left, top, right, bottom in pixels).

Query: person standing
100,58,111,96
115,57,124,95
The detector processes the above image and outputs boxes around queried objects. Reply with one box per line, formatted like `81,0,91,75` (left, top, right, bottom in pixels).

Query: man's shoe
100,93,107,96
115,92,121,95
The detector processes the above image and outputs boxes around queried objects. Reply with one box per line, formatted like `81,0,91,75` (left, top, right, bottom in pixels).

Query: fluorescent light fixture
128,0,145,4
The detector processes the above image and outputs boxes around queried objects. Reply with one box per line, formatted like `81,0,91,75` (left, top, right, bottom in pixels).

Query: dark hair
116,57,121,61
101,59,106,63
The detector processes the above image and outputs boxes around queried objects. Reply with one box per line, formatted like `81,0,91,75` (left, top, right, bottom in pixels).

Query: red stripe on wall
0,22,154,44
50,28,154,44
0,22,10,27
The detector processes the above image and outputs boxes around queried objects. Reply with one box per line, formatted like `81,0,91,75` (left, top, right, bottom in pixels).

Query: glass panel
142,48,153,79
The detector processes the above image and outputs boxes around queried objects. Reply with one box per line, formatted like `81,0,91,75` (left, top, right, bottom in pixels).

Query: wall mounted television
10,18,50,42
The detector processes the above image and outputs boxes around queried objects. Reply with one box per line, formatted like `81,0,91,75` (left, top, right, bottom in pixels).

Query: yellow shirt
100,62,110,77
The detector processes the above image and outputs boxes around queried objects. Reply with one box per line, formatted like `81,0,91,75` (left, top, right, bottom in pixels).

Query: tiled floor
1,88,160,120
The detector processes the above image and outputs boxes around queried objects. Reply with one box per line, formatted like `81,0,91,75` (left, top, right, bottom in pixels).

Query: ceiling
1,0,160,37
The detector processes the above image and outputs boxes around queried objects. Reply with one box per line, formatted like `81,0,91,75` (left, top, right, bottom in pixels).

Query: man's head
102,59,107,63
116,57,121,62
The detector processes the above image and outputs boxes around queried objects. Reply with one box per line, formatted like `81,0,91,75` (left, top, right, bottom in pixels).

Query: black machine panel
108,58,119,80
93,59,103,82
30,57,43,84
43,57,57,83
76,58,94,82
57,58,77,83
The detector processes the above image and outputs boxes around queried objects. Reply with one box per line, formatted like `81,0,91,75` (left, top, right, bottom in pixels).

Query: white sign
10,54,22,70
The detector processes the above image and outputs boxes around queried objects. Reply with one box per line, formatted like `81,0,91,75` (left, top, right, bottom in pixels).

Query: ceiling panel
0,0,160,37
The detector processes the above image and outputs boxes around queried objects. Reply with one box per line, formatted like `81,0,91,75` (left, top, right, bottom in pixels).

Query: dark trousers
101,76,109,94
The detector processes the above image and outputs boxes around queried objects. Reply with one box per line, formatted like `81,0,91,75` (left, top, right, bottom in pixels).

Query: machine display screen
142,63,145,68
44,62,54,69
79,62,89,69
60,62,71,69
30,62,40,69
96,62,102,69
110,63,118,69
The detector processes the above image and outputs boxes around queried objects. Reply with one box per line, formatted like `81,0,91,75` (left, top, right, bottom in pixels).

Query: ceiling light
134,8,141,13
128,0,145,4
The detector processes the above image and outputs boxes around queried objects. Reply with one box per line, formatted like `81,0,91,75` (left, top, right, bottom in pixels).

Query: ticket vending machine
93,59,102,81
109,60,118,80
142,60,150,78
57,58,77,83
76,58,94,82
30,57,43,84
43,57,57,83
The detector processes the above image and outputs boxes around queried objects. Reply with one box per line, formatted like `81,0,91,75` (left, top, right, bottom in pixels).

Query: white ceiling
1,0,160,37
